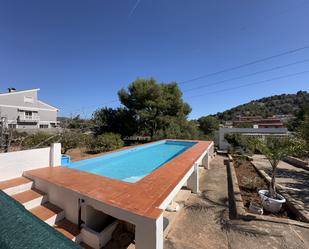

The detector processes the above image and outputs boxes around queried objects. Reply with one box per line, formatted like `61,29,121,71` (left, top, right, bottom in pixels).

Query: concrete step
30,202,64,226
54,219,81,242
0,177,33,195
79,242,94,249
12,188,47,210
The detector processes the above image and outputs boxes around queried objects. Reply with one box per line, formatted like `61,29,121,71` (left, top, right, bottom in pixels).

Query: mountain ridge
212,90,309,121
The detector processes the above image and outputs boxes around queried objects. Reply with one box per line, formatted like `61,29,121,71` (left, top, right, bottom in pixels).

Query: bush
22,132,56,149
89,133,124,152
241,176,265,191
152,119,203,141
59,131,86,154
197,116,219,135
225,134,256,156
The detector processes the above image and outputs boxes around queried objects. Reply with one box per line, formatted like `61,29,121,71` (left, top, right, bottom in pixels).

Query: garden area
233,158,298,220
226,132,308,222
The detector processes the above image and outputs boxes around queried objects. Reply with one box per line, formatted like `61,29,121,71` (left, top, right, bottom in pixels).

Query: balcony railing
18,115,40,123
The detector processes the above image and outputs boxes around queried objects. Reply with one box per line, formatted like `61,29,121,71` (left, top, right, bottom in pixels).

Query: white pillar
202,151,209,169
187,163,199,193
135,214,164,249
209,142,214,157
50,143,61,166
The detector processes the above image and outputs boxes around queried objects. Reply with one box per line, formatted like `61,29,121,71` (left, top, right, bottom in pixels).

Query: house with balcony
232,116,285,128
0,88,58,129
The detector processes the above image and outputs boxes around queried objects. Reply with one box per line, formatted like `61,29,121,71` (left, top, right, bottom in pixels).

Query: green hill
213,91,309,121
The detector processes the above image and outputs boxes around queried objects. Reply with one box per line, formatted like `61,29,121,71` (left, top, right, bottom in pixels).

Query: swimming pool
65,140,196,183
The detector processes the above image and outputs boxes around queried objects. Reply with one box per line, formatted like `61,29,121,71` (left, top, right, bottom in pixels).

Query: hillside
213,91,309,121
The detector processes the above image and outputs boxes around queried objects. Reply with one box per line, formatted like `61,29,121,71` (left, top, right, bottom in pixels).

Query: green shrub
59,131,85,154
89,133,124,152
225,134,257,156
22,132,56,149
152,120,203,141
241,176,265,191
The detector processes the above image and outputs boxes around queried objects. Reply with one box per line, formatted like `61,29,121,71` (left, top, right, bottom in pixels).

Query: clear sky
0,0,308,119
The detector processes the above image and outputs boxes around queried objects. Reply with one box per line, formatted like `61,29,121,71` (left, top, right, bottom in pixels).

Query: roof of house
0,88,40,95
0,88,59,111
0,190,81,249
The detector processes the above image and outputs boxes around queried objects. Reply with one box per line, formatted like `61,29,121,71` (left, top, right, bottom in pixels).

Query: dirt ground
66,144,143,162
65,147,102,162
234,159,297,220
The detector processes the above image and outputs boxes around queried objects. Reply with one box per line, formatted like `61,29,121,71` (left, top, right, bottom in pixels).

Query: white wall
218,127,288,150
0,143,61,181
31,176,164,249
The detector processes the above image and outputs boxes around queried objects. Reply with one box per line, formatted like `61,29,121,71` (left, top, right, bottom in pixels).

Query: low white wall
0,143,61,181
218,127,289,150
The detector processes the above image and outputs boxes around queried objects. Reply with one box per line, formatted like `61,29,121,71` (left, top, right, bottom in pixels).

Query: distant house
233,116,284,128
255,118,284,128
0,88,58,129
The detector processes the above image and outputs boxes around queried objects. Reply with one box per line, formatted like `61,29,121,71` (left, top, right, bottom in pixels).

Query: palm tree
254,136,293,198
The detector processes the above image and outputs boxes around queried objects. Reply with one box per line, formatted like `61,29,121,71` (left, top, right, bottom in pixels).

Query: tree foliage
198,116,219,134
153,119,202,140
22,132,57,149
92,107,137,137
224,134,256,156
58,131,87,154
58,116,92,130
88,133,124,152
253,136,294,198
296,115,309,157
298,116,309,143
118,78,192,138
213,91,309,122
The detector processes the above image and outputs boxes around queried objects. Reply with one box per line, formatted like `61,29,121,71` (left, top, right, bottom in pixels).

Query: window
39,124,49,129
24,111,33,120
8,124,17,129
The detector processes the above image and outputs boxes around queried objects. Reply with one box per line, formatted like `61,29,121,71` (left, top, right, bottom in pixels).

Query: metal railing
18,115,40,122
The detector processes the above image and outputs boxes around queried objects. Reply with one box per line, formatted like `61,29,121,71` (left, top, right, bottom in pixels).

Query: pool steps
0,176,92,248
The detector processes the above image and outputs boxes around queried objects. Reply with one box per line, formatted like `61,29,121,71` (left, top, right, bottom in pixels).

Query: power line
185,70,309,99
63,99,119,115
62,47,309,115
64,67,309,115
183,58,309,93
179,44,309,84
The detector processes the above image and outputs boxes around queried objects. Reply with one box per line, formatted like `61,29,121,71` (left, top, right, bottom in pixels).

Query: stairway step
79,242,94,249
54,219,81,242
0,177,33,195
12,188,47,209
30,202,64,226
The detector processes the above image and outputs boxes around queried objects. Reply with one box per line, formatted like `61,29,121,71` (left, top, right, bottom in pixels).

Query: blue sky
0,0,308,119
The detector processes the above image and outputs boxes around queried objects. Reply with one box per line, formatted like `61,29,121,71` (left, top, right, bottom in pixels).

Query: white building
0,88,59,129
218,127,289,150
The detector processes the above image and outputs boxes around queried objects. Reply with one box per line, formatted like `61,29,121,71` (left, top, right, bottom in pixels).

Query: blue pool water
65,140,196,183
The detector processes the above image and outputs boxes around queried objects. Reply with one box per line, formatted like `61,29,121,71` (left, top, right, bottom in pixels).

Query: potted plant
254,136,293,213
